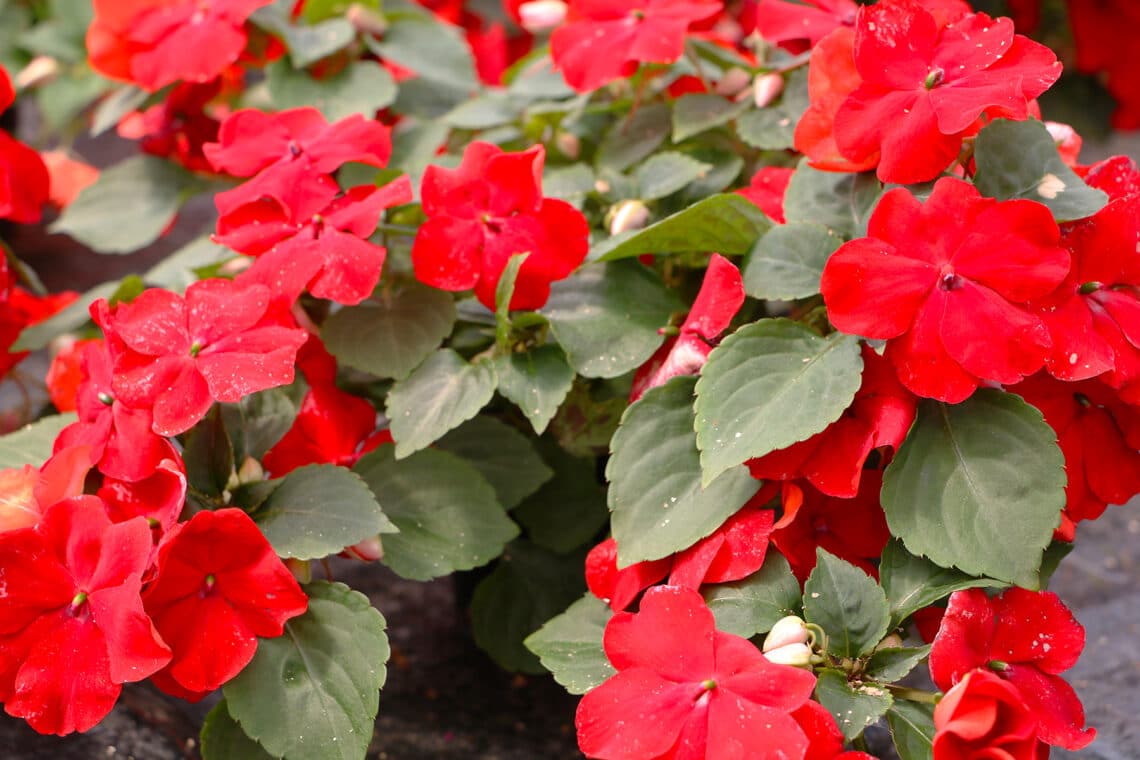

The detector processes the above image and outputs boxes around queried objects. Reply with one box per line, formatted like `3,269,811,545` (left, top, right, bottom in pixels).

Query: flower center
630,9,645,20
924,67,945,89
97,391,114,406
68,591,89,618
939,272,965,291
700,679,717,692
1079,280,1103,295
200,574,217,598
189,340,203,357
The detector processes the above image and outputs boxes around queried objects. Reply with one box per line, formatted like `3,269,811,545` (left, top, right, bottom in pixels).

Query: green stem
375,223,419,235
886,684,941,704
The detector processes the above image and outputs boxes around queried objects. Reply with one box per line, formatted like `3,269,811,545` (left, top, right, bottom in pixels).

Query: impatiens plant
0,0,1132,757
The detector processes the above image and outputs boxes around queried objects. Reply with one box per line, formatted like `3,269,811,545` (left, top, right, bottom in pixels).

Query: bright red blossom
933,668,1049,760
576,585,818,759
93,278,308,437
752,0,858,53
412,142,589,310
821,177,1069,403
143,509,308,700
550,0,722,92
929,588,1095,751
736,167,795,224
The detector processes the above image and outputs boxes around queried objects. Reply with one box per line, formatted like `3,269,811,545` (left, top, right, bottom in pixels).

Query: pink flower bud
15,56,59,89
715,67,753,98
763,642,813,668
519,0,568,33
752,73,785,109
341,535,384,562
555,131,581,160
347,3,388,36
762,615,810,652
609,200,650,236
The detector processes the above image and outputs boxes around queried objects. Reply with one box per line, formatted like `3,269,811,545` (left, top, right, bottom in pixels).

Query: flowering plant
0,0,1131,757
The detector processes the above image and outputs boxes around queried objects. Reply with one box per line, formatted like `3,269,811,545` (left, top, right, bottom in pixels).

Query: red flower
1008,374,1140,537
216,178,413,306
821,177,1070,403
93,279,308,437
748,346,916,498
1081,155,1140,201
770,475,890,582
832,2,1061,183
412,142,589,310
142,508,307,699
630,254,745,402
550,0,722,92
0,499,171,735
117,80,224,173
929,588,1096,751
752,0,858,53
0,65,49,224
933,668,1049,760
736,167,795,224
87,0,275,92
576,585,818,759
586,505,775,611
1067,0,1140,128
0,446,92,534
46,338,101,413
0,274,78,380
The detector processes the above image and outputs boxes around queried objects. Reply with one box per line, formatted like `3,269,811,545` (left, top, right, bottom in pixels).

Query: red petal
929,588,997,691
821,238,937,339
575,668,701,759
603,586,715,680
1002,665,1095,750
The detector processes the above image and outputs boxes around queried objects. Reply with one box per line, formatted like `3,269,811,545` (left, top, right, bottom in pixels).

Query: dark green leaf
353,447,519,580
887,700,936,760
524,593,615,695
443,91,519,129
702,551,801,638
973,118,1108,222
89,85,149,136
547,380,627,457
436,416,553,509
495,253,528,347
284,18,356,68
881,390,1066,588
592,193,770,261
634,152,712,201
544,164,596,207
865,646,931,683
200,700,278,760
494,344,576,434
671,93,749,142
815,669,893,742
144,236,231,291
595,103,672,172
51,156,197,254
694,320,863,486
365,17,478,89
783,160,882,238
608,377,760,565
254,464,395,560
542,261,683,378
803,549,891,659
223,388,299,463
743,222,841,300
184,406,234,499
513,441,609,554
471,540,586,672
385,350,498,457
879,540,1002,628
266,59,397,121
13,280,118,352
0,414,77,469
223,581,387,760
322,282,456,381
736,106,796,151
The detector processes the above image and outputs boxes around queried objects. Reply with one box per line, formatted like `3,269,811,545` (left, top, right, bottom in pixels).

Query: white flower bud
609,200,650,236
752,73,785,109
763,615,810,652
763,642,813,668
716,67,753,98
15,56,59,89
519,0,568,34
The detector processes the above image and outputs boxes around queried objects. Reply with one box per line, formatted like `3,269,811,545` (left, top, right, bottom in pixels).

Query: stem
764,51,812,75
886,684,941,704
375,223,419,235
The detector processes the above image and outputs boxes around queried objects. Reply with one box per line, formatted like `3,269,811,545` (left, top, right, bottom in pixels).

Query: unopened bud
715,67,752,98
752,73,785,109
347,3,388,36
236,456,264,485
341,535,383,562
519,0,568,33
285,557,312,584
609,200,650,236
763,642,813,668
875,633,904,652
763,615,810,652
555,131,580,160
15,56,59,89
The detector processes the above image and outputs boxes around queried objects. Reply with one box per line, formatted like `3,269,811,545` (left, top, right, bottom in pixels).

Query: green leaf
89,85,149,136
222,388,299,463
887,700,936,760
595,103,672,172
385,349,498,458
266,59,397,122
973,118,1108,222
736,106,796,151
254,464,395,560
865,646,931,683
495,253,528,347
633,152,712,201
542,261,683,378
803,549,891,659
200,700,278,760
548,380,627,457
742,222,841,300
443,91,519,129
513,441,609,554
353,447,519,580
881,390,1066,588
783,161,882,238
524,593,615,695
671,93,749,142
435,416,553,509
879,540,1002,628
285,18,356,68
12,280,119,352
0,414,77,469
184,406,234,500
51,156,197,254
223,581,387,760
544,164,596,207
694,320,863,486
471,540,586,672
144,236,231,291
365,17,478,89
607,376,760,565
302,0,380,22
702,551,801,638
494,344,576,434
814,669,893,743
322,282,456,381
592,193,770,262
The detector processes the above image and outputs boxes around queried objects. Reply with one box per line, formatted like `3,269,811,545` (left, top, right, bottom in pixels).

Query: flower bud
752,73,785,109
715,67,752,98
763,615,810,652
341,535,384,562
347,3,388,36
15,56,59,89
763,642,813,668
519,0,568,33
555,130,580,160
285,557,312,584
236,456,264,485
875,633,904,652
609,200,650,236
